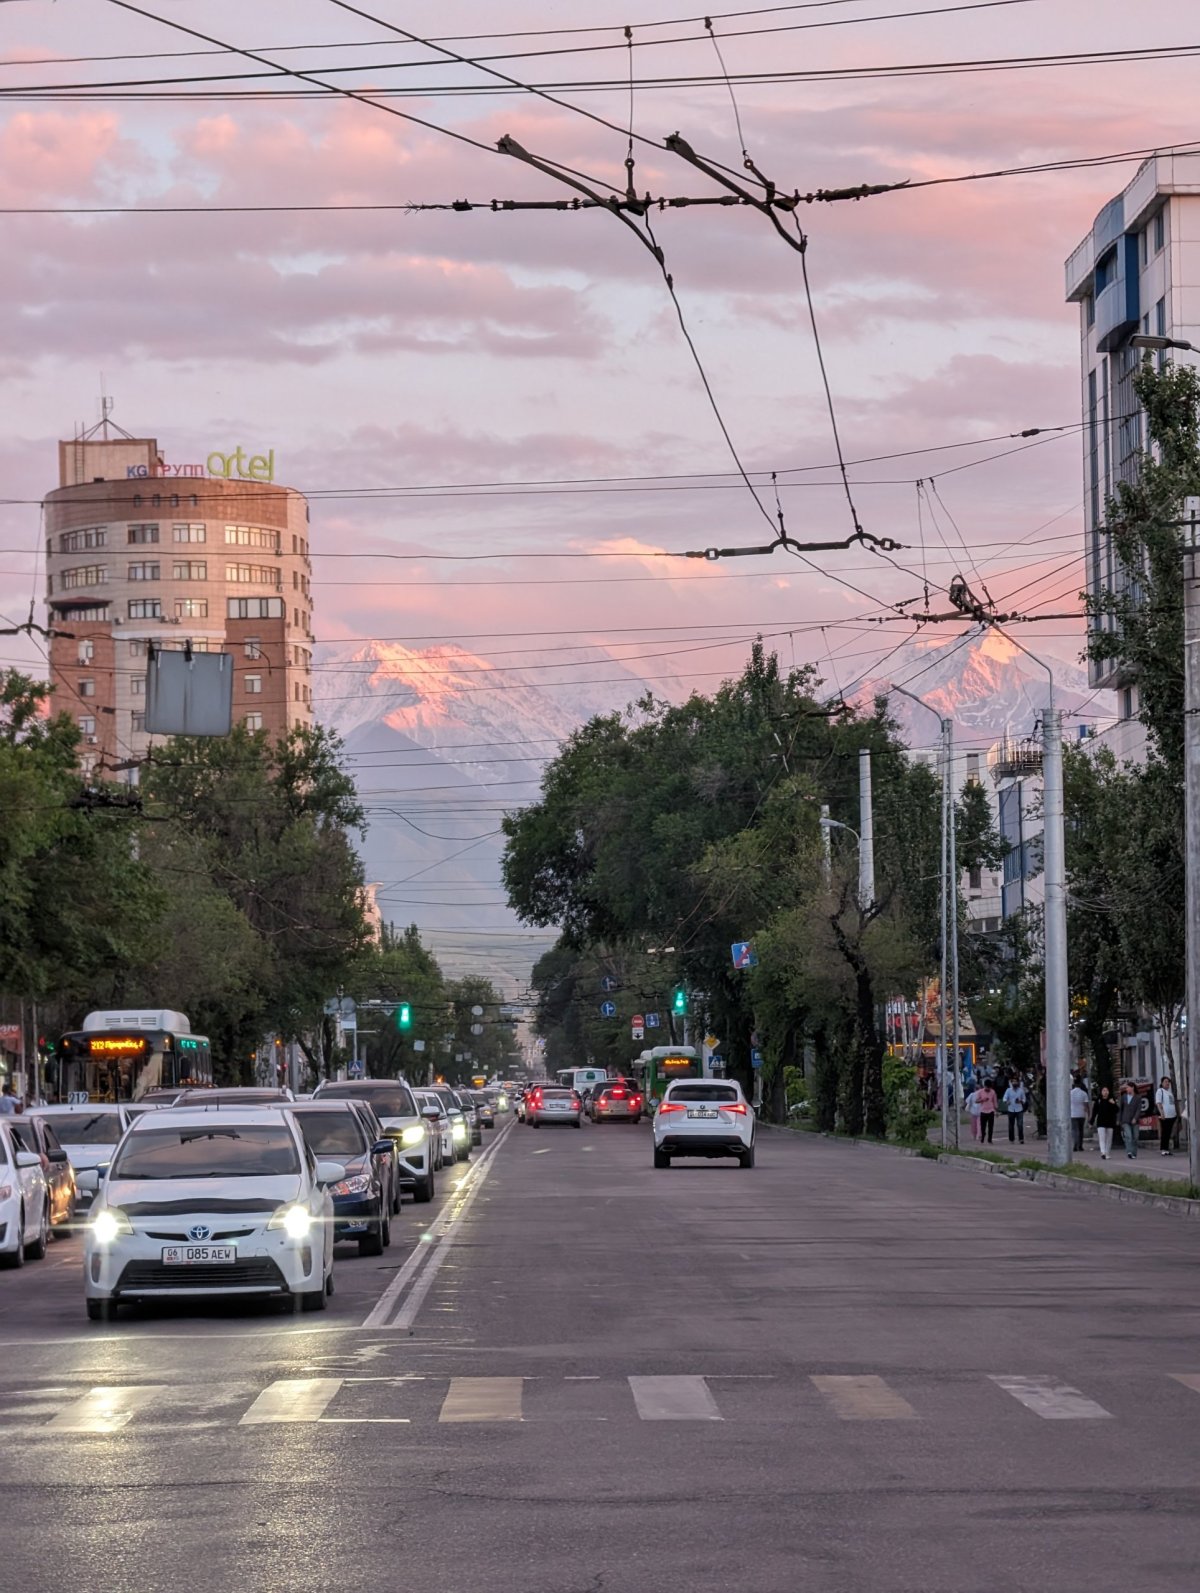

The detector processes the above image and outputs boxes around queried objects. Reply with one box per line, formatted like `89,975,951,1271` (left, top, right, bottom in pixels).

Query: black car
8,1115,76,1236
287,1104,393,1256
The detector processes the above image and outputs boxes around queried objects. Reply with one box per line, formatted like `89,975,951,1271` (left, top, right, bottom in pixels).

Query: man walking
1118,1081,1144,1159
1070,1078,1090,1152
974,1078,998,1145
1154,1076,1179,1156
1002,1077,1027,1144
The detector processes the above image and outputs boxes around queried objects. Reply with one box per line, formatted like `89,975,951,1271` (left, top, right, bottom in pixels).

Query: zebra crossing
0,1369,1195,1435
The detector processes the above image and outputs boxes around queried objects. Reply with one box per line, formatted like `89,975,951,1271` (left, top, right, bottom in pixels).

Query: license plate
687,1109,719,1119
161,1245,236,1265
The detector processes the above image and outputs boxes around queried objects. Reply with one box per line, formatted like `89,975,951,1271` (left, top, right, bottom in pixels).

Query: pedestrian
965,1084,982,1141
0,1080,22,1115
974,1078,998,1144
1070,1079,1090,1152
1117,1081,1145,1159
1154,1076,1180,1157
1090,1085,1118,1160
1001,1077,1028,1143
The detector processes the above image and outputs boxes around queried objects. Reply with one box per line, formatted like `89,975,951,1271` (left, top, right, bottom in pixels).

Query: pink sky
1,0,1193,693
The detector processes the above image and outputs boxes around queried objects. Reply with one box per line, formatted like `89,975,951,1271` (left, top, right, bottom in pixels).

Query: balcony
988,735,1043,784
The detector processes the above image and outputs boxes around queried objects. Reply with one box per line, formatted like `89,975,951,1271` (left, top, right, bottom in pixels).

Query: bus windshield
38,1112,124,1145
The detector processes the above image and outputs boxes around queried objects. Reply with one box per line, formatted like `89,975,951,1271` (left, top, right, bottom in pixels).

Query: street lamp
1129,334,1196,353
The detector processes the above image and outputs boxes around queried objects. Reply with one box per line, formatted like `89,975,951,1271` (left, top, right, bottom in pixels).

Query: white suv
313,1080,435,1202
652,1080,755,1169
83,1106,338,1320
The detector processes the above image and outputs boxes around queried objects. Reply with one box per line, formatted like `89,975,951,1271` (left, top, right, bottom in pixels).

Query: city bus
56,1009,213,1102
634,1046,702,1107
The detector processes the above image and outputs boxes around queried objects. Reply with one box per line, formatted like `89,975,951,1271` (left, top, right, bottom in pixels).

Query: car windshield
667,1084,740,1103
291,1113,368,1157
321,1085,417,1118
35,1112,122,1145
112,1124,301,1179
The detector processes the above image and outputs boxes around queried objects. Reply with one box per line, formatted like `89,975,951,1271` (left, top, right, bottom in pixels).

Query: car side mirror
372,1139,393,1157
14,1150,42,1170
47,1147,70,1163
421,1107,441,1121
315,1160,346,1186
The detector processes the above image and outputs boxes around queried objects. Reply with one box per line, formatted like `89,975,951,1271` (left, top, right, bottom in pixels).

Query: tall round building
45,429,314,773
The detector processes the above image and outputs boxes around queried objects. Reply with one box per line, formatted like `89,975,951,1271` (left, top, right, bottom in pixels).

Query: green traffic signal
672,986,688,1016
397,1001,412,1030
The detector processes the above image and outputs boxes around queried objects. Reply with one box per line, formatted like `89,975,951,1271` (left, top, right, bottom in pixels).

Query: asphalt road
3,1114,1200,1593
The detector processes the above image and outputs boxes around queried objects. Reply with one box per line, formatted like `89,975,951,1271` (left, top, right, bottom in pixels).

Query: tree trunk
811,1027,837,1132
858,968,886,1138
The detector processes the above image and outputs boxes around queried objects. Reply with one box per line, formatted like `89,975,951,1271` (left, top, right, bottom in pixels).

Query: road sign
413,1039,425,1052
348,1058,365,1079
470,1023,484,1036
645,1012,660,1029
600,975,619,993
632,1026,644,1040
600,1001,617,1018
750,1048,764,1069
632,1014,644,1028
731,941,758,969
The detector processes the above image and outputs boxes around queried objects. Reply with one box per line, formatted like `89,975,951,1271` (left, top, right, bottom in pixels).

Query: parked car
0,1120,51,1267
8,1114,77,1236
525,1085,583,1129
652,1079,755,1168
312,1080,436,1202
27,1104,140,1213
83,1104,338,1320
588,1079,644,1124
286,1104,392,1256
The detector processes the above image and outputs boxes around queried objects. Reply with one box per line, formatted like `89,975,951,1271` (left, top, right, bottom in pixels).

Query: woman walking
1118,1081,1145,1159
974,1079,998,1145
1090,1085,1118,1160
965,1084,982,1141
1155,1076,1179,1156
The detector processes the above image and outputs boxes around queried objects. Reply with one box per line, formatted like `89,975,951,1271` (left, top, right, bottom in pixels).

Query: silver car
526,1085,583,1129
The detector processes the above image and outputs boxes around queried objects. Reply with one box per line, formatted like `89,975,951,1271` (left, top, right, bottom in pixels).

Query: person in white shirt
1155,1076,1179,1156
965,1086,982,1141
0,1081,22,1116
1002,1078,1028,1144
1070,1081,1090,1152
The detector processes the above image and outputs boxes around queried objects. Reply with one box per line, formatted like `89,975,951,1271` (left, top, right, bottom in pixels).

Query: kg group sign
127,446,277,483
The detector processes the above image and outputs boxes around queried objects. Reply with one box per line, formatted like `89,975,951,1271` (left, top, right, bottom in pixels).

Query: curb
759,1122,1200,1220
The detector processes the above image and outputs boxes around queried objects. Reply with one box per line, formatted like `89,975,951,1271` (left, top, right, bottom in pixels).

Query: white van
557,1067,611,1095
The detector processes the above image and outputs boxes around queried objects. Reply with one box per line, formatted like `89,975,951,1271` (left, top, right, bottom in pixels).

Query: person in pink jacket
974,1081,998,1144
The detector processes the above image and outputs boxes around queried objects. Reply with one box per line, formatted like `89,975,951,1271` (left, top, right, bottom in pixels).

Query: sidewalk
931,1118,1194,1182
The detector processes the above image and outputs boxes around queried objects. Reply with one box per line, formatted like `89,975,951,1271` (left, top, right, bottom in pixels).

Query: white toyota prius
83,1106,341,1321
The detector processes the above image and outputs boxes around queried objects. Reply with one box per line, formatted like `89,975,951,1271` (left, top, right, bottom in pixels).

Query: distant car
414,1091,455,1168
653,1080,755,1168
468,1091,495,1129
174,1088,295,1106
26,1104,140,1213
0,1120,51,1267
83,1105,339,1320
428,1086,472,1161
526,1085,582,1129
286,1104,392,1256
312,1080,435,1202
451,1089,482,1147
514,1089,528,1124
588,1079,643,1124
8,1115,77,1236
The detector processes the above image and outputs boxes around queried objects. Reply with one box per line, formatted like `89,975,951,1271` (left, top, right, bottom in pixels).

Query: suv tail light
658,1102,686,1115
725,1101,748,1115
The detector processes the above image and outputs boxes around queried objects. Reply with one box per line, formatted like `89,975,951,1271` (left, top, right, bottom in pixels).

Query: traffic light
672,986,688,1017
397,1001,412,1030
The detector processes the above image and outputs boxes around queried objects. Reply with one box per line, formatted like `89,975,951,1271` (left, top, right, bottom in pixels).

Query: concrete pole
1042,699,1072,1168
939,722,950,1149
1184,499,1200,1185
858,749,875,910
819,802,832,884
947,721,962,1149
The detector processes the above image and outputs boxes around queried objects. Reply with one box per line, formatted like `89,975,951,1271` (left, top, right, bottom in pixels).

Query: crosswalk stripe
810,1375,916,1420
989,1375,1112,1420
239,1378,344,1426
439,1377,524,1423
628,1375,722,1421
1169,1374,1200,1396
46,1385,168,1433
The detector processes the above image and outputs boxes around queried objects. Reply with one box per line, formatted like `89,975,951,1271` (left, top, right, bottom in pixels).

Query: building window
61,565,109,590
968,866,982,891
293,608,300,628
966,752,981,783
128,562,160,581
245,674,263,694
151,494,161,508
128,599,162,619
294,682,300,701
172,560,208,581
224,526,278,550
131,711,146,733
78,679,96,698
173,523,206,543
60,604,110,622
1121,685,1135,721
175,599,209,619
77,639,94,664
227,596,284,619
59,527,107,553
131,676,144,696
292,570,299,589
226,563,281,584
129,639,146,658
127,523,159,544
244,637,262,659
1154,207,1165,252
79,715,96,736
1140,228,1149,267
245,712,263,732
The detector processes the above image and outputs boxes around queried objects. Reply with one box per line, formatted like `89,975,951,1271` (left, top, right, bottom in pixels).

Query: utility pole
947,721,962,1148
1042,700,1071,1167
1183,497,1200,1186
858,749,875,909
819,802,832,884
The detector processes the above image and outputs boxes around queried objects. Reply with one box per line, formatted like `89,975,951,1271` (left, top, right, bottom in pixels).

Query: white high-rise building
1065,153,1200,761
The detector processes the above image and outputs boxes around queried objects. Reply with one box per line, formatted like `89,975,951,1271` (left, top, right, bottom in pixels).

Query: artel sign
127,447,276,482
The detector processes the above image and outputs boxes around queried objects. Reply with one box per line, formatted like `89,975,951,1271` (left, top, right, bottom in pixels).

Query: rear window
32,1112,122,1145
539,1088,574,1099
320,1084,417,1118
291,1111,369,1158
113,1123,301,1179
666,1084,740,1103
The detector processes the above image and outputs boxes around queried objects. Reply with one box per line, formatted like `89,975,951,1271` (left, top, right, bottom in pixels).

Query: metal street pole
947,720,962,1149
1042,699,1071,1167
858,749,876,909
1183,498,1200,1185
819,802,832,884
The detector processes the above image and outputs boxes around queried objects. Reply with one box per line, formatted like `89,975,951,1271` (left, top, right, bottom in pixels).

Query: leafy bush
883,1056,932,1145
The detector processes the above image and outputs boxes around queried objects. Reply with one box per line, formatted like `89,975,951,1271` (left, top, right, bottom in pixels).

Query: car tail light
571,1095,581,1108
725,1101,748,1115
531,1089,543,1106
658,1102,686,1115
631,1095,643,1107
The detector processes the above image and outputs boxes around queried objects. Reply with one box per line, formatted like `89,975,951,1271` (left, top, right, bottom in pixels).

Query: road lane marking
810,1375,916,1420
628,1375,722,1421
362,1118,514,1331
439,1377,524,1422
1170,1374,1200,1395
239,1377,343,1425
989,1375,1112,1419
531,1148,551,1155
46,1385,167,1433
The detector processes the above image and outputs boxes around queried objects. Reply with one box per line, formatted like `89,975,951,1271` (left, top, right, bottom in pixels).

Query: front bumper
387,1135,431,1187
84,1222,324,1301
332,1195,378,1238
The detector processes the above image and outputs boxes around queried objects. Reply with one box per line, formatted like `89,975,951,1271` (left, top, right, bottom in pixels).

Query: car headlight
268,1205,313,1238
91,1208,132,1243
331,1173,372,1196
400,1125,426,1147
452,1120,467,1139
